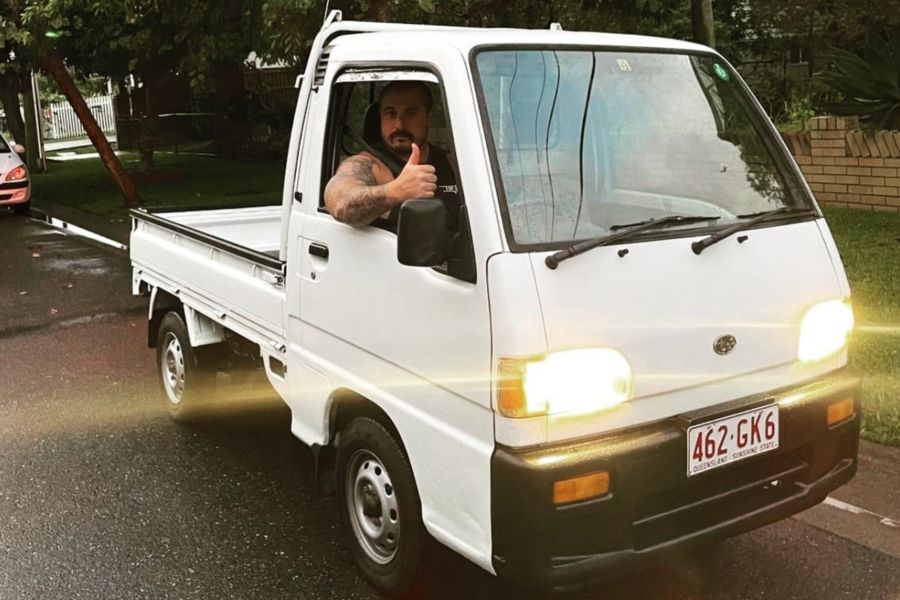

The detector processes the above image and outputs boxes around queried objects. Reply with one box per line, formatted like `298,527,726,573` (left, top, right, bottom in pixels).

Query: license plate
687,404,779,477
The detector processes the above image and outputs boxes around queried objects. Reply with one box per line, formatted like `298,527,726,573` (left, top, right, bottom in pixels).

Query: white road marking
824,496,899,529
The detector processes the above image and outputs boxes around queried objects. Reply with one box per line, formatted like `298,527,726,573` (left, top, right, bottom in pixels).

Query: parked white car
130,14,859,594
0,133,30,215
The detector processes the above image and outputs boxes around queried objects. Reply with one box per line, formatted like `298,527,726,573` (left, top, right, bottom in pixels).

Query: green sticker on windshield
713,63,730,81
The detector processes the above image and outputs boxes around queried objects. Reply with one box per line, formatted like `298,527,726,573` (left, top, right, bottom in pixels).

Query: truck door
288,53,498,572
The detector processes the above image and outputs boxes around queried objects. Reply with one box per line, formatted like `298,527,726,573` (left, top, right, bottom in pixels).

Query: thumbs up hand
408,142,421,165
386,143,437,203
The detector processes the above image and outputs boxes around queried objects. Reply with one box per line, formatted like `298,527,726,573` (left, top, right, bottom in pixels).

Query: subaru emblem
714,335,737,355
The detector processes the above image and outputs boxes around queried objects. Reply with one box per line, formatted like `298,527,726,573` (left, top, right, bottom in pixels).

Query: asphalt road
1,213,899,600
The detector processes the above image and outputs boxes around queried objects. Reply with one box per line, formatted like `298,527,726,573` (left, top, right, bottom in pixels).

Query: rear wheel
156,311,214,422
336,417,423,596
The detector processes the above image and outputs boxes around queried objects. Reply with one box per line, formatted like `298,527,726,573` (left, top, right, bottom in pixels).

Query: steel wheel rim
346,449,400,564
161,332,186,405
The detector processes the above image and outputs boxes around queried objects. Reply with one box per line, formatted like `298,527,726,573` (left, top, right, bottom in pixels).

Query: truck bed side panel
131,215,286,346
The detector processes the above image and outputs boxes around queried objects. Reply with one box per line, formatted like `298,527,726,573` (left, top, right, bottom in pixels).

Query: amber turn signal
827,398,855,426
497,358,528,418
553,471,610,505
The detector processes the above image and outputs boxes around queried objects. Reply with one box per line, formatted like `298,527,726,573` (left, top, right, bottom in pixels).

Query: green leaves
819,33,900,129
635,0,661,13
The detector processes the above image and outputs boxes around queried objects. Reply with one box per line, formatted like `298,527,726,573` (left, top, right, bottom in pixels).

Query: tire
336,417,423,596
11,200,30,216
156,311,214,422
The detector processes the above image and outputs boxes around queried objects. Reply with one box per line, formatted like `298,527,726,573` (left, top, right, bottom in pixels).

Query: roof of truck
327,20,714,55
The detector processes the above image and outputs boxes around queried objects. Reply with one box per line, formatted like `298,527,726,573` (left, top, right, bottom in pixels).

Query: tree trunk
0,76,27,146
20,77,42,173
691,0,716,48
370,0,391,21
39,49,141,208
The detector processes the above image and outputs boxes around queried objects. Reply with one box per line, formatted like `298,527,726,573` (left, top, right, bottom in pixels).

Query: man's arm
324,155,393,227
325,143,437,228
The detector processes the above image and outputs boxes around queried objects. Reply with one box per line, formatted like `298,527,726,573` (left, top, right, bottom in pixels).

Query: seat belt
342,126,404,177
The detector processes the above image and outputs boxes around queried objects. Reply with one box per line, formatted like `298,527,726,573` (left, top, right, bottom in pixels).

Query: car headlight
497,348,633,418
798,299,854,362
4,165,27,182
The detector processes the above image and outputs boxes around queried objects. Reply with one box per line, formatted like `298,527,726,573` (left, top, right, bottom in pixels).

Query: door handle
308,242,329,260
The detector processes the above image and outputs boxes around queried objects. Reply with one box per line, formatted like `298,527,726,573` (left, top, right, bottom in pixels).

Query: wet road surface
1,214,898,599
0,212,144,337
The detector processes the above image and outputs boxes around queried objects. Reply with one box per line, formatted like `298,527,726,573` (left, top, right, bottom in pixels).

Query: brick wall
786,116,900,213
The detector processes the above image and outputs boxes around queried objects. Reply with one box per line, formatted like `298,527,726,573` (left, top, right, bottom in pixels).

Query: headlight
4,165,27,182
798,299,854,362
497,348,632,418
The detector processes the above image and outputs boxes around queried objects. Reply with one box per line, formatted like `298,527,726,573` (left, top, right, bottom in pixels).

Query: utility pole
21,73,42,173
30,71,47,173
692,0,715,48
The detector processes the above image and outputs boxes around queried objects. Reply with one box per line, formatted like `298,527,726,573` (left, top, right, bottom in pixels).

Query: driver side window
319,70,464,234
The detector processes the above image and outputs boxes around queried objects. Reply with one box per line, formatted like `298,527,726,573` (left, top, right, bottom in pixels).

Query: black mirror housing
397,199,452,267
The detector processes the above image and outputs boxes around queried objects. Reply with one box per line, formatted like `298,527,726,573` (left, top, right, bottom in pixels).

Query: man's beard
387,129,416,157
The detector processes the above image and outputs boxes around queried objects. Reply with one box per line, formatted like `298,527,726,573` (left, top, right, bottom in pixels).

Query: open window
319,67,475,282
320,69,462,216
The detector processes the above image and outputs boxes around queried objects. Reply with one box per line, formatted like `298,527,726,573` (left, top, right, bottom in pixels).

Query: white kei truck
130,13,861,595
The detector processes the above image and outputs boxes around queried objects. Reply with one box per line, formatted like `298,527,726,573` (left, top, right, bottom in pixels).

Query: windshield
0,135,9,154
474,49,811,248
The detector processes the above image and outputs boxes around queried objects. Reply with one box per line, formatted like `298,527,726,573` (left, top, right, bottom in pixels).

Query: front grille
0,180,28,190
632,448,809,550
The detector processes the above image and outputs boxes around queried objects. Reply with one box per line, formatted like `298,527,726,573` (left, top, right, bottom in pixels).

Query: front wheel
156,311,214,422
336,417,423,596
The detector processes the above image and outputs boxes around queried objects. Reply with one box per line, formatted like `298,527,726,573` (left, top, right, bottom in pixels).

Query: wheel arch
327,387,405,450
312,387,410,498
148,288,183,349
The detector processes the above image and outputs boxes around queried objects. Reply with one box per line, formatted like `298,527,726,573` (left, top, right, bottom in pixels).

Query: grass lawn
31,151,284,218
823,207,900,446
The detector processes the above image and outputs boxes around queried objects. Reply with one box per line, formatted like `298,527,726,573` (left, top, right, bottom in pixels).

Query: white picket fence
45,94,116,140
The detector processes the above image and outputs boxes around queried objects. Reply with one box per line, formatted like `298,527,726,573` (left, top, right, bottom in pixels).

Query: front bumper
0,179,30,205
491,371,860,590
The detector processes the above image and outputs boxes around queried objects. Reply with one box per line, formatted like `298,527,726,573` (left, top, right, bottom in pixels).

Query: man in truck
324,81,460,229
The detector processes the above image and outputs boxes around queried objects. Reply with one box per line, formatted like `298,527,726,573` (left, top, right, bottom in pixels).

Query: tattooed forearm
325,156,393,227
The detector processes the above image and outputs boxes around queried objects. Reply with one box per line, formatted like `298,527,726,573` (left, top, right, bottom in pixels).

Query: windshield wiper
545,215,721,270
691,206,816,255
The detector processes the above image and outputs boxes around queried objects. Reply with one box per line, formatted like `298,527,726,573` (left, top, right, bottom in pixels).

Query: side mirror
397,199,452,267
13,144,25,155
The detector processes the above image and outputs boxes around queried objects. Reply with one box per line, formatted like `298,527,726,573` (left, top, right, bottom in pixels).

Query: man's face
379,85,432,159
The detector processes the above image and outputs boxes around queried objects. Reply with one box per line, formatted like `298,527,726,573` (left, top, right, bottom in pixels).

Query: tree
31,1,265,173
1,20,33,152
820,34,900,129
1,0,141,207
0,73,27,147
712,0,900,124
692,0,714,47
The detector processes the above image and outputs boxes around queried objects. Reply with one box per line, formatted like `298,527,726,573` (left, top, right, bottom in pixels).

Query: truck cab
130,13,859,594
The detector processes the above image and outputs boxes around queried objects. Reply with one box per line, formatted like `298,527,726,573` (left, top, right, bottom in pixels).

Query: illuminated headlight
498,349,632,418
798,299,854,362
